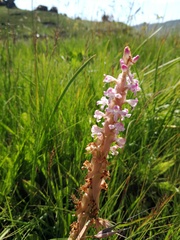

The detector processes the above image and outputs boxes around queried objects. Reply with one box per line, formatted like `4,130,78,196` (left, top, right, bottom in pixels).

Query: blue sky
15,0,179,25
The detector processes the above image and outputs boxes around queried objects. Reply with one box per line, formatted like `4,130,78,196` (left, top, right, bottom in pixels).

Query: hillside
0,6,130,40
133,19,180,35
0,6,179,40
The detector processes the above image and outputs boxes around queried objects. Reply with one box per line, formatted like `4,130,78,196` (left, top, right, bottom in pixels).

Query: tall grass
0,21,179,239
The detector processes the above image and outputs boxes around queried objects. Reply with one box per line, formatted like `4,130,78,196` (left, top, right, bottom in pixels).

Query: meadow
0,7,180,239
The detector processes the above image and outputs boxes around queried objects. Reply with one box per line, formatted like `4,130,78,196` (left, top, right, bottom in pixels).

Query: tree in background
101,13,114,22
3,0,16,8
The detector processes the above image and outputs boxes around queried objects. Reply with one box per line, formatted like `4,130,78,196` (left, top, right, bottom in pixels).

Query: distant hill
0,5,179,40
0,6,130,40
133,19,180,35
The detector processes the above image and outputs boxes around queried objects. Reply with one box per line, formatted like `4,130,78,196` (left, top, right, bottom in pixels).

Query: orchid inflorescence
69,46,140,240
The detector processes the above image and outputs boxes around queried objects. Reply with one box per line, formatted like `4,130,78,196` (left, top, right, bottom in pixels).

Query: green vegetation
0,6,179,239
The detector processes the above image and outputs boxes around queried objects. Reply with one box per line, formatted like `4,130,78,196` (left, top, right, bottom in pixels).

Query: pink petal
97,96,108,109
126,98,138,107
121,64,128,72
103,75,117,83
110,145,120,156
91,125,103,137
116,137,126,148
132,55,139,63
119,58,124,66
123,46,131,63
94,110,105,122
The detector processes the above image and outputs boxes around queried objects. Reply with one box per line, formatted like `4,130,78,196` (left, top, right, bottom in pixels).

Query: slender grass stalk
47,54,96,127
30,55,96,186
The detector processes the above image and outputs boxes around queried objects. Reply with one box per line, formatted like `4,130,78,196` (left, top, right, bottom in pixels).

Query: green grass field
0,6,180,239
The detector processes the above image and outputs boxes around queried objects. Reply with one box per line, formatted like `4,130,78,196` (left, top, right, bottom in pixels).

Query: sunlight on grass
0,8,179,239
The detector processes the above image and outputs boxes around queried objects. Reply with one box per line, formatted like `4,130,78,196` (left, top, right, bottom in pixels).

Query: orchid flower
69,46,140,240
